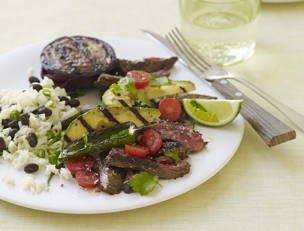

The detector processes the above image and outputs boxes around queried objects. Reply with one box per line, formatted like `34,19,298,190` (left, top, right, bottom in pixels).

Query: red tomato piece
65,154,96,175
126,70,151,89
159,98,182,122
144,57,165,62
124,144,150,158
140,129,163,154
75,170,100,188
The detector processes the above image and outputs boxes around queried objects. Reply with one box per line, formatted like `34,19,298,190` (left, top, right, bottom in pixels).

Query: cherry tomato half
126,70,151,89
124,144,150,158
140,129,163,154
159,98,182,122
75,170,100,188
65,154,97,175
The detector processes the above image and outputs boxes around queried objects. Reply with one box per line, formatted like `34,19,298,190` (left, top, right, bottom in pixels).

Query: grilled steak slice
153,93,217,105
159,141,189,160
41,36,117,90
118,57,178,75
154,122,207,152
98,158,126,195
122,169,138,194
95,70,172,90
174,93,217,101
96,73,122,89
106,148,190,179
153,70,171,78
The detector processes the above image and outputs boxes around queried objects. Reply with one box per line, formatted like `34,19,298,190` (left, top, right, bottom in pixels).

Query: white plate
0,37,244,214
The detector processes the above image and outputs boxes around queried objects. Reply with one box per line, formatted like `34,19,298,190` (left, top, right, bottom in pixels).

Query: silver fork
166,27,304,133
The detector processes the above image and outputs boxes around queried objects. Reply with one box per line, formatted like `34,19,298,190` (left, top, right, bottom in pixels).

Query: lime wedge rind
182,99,243,127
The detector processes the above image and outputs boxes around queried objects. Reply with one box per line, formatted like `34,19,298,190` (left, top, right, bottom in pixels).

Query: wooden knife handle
211,79,296,147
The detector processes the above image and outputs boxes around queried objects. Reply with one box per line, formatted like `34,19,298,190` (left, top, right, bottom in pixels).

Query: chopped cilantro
41,89,51,99
149,76,171,87
47,129,55,139
117,77,136,93
130,172,161,195
190,100,206,111
48,104,56,109
111,77,152,106
136,90,152,106
164,148,180,160
110,129,129,138
48,154,58,165
35,149,46,158
9,110,21,120
110,83,122,95
47,130,62,145
189,119,196,129
47,172,55,185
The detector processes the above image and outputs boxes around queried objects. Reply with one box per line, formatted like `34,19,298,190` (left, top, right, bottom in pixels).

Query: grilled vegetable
65,106,160,142
144,81,195,99
61,124,146,160
66,122,136,150
40,36,117,90
102,79,195,107
118,57,178,75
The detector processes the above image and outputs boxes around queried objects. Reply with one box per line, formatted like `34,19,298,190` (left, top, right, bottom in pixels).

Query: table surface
0,0,304,230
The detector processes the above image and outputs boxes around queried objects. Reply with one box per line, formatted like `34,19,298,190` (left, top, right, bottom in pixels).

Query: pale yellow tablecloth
0,1,304,230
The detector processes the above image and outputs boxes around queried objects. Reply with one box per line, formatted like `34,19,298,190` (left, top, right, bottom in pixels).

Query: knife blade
141,29,296,147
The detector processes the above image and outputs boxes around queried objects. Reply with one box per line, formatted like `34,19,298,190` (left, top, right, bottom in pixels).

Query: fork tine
166,31,208,74
165,34,200,73
170,28,210,71
173,27,212,69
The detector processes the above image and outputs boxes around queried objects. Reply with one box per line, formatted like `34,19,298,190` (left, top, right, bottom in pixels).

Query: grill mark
179,87,187,93
99,106,119,124
78,116,94,133
71,37,96,66
64,134,72,143
118,100,148,125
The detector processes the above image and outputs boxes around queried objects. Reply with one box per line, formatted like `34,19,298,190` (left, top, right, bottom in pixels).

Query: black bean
31,83,42,92
27,133,38,147
24,163,39,173
7,120,19,129
0,137,6,152
9,128,19,139
2,119,12,128
58,96,69,104
67,98,80,107
29,76,40,83
20,113,30,126
32,107,52,117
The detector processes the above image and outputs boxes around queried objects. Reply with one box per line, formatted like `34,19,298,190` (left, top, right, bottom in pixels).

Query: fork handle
211,79,296,147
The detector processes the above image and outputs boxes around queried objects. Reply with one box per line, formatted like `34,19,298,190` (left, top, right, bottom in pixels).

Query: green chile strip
64,122,137,152
61,134,137,160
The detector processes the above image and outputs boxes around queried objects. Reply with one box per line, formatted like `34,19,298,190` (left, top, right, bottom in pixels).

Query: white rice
0,77,80,193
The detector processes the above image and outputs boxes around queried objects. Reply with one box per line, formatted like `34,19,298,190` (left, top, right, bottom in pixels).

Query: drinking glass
179,0,260,66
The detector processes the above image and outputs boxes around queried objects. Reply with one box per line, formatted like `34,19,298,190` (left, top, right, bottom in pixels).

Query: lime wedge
182,99,243,127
